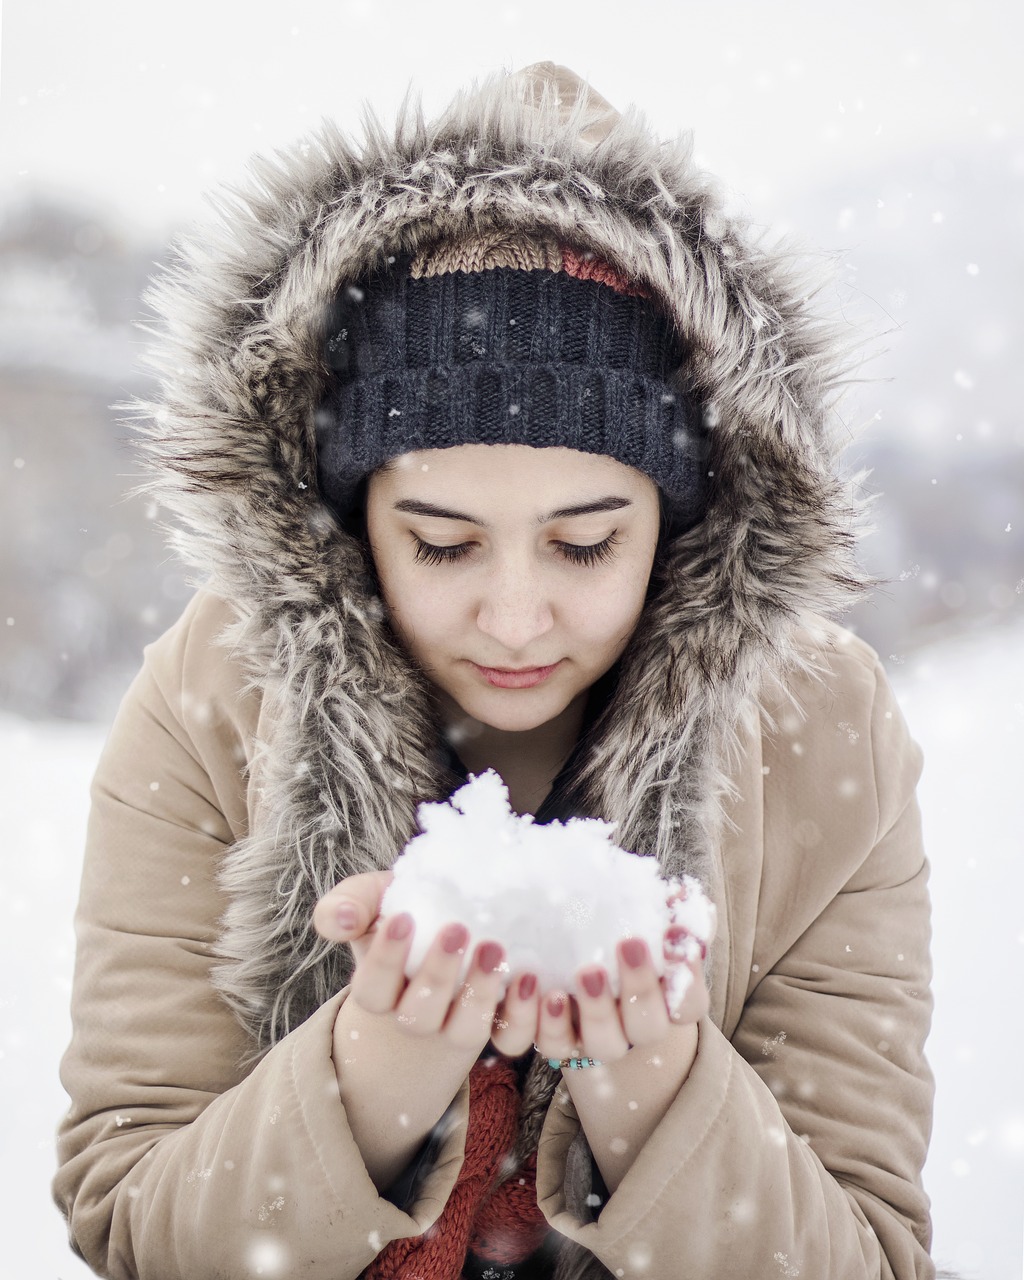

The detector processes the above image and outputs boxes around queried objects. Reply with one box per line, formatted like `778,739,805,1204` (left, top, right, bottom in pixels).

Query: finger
490,972,540,1057
348,912,414,1014
534,990,579,1063
573,967,631,1063
617,938,671,1047
313,870,395,942
666,882,717,950
663,926,711,1023
663,962,710,1026
442,941,510,1052
393,923,473,1035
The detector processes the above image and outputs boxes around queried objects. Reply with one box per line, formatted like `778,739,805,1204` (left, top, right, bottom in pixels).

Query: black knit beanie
315,231,707,529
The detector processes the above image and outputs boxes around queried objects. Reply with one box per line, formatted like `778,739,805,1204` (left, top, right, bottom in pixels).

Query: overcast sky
1,0,1019,239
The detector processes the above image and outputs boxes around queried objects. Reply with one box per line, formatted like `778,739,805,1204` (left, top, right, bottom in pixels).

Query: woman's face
365,444,661,733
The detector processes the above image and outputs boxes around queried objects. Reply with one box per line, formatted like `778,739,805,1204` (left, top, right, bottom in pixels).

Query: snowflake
761,1030,787,1059
256,1196,285,1223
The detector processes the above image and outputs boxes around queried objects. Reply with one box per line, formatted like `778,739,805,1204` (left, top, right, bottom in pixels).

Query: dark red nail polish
546,993,566,1017
621,938,648,969
477,941,505,973
581,970,605,998
386,913,413,941
518,973,537,1000
441,923,469,954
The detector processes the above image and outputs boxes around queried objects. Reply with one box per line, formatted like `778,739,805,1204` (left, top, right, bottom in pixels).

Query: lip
470,661,562,690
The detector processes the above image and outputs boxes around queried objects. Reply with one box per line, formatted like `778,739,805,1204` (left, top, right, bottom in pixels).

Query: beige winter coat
55,589,933,1278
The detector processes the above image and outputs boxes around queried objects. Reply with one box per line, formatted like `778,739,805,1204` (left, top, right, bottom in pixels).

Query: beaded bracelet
542,1054,603,1070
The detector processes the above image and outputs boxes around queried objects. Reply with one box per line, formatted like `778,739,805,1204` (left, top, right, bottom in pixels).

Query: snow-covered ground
893,623,1024,1280
2,620,1022,1280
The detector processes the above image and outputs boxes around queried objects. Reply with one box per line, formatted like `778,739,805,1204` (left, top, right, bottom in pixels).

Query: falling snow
761,1030,788,1060
247,1238,289,1276
256,1196,285,1222
5,621,1023,1278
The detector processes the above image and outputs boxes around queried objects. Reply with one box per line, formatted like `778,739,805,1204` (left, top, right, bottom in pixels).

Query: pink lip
471,661,561,689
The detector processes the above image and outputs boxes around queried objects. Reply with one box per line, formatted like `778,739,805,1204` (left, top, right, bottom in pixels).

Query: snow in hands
380,770,715,1014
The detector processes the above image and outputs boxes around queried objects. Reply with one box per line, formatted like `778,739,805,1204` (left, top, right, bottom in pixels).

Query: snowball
380,770,714,1007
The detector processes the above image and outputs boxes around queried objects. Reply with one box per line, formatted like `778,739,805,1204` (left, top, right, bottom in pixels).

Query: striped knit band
316,232,707,526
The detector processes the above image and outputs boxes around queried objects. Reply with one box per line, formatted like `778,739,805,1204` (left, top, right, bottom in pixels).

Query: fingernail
665,927,707,962
335,904,359,932
477,941,505,973
517,973,537,1000
580,970,605,999
386,913,413,941
546,993,566,1017
621,938,648,969
441,923,469,954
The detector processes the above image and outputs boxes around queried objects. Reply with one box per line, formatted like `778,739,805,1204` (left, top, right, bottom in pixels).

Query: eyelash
412,534,619,568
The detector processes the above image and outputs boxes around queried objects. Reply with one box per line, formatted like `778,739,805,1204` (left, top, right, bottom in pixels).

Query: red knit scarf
366,1056,549,1279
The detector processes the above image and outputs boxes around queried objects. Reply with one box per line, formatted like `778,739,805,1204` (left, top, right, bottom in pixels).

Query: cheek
380,566,467,652
566,575,648,652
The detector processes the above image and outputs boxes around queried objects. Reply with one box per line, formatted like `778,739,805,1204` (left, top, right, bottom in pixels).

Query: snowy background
1,0,1021,1276
2,0,1022,719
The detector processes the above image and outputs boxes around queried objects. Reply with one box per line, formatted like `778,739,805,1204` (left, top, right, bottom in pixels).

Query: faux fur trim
128,62,869,1055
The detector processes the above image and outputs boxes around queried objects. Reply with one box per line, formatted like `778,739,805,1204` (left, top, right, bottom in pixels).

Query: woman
55,64,935,1279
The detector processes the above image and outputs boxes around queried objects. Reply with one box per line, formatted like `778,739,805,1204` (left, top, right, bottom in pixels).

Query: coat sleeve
535,659,935,1280
53,592,470,1280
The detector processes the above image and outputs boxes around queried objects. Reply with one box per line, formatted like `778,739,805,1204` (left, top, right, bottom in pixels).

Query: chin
456,687,571,734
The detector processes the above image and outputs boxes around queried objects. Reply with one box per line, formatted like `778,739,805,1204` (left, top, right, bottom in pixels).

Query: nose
475,558,555,654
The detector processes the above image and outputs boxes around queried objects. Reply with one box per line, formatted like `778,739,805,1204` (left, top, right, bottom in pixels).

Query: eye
412,537,473,566
410,532,619,567
555,533,619,567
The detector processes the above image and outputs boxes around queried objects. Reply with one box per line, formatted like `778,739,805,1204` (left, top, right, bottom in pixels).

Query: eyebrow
392,496,632,526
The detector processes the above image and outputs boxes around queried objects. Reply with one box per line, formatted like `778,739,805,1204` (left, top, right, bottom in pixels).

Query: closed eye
555,534,619,566
412,538,473,566
411,533,619,567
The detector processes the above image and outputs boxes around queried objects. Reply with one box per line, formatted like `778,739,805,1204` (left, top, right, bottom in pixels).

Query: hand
313,875,710,1063
541,935,710,1198
533,931,710,1066
314,874,529,1192
314,872,535,1058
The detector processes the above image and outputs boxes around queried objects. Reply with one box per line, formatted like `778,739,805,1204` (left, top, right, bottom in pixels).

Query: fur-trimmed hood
132,62,867,1053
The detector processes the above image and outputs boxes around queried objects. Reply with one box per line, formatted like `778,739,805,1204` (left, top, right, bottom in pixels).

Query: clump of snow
380,770,714,1008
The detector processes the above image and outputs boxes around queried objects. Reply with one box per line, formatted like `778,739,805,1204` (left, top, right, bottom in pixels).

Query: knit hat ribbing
315,231,707,526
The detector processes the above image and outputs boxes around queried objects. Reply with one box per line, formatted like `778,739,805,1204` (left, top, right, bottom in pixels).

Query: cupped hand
314,873,541,1058
533,932,710,1066
313,876,710,1065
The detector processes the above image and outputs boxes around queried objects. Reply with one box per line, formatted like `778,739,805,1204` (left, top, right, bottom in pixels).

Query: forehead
374,444,655,502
